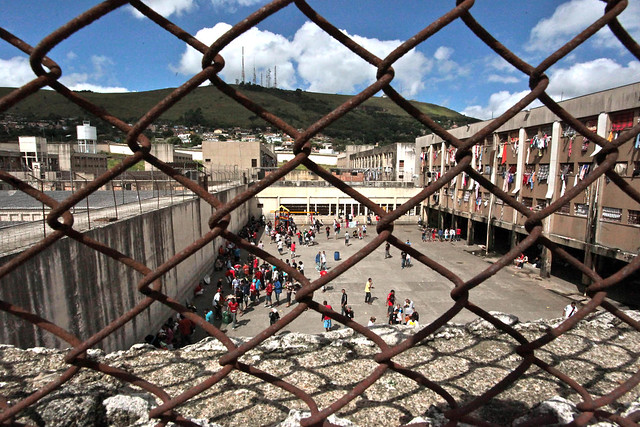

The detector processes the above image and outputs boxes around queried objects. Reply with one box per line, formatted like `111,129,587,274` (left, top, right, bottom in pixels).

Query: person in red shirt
227,296,240,329
322,300,333,332
290,242,296,259
386,290,396,317
265,281,274,307
177,314,194,347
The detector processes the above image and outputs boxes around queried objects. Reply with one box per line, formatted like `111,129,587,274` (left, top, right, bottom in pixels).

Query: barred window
628,210,640,225
463,191,471,202
575,203,588,217
538,164,549,181
534,199,548,211
602,206,622,222
559,203,570,214
522,197,533,209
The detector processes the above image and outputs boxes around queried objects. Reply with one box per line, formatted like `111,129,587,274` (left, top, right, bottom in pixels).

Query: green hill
0,84,477,144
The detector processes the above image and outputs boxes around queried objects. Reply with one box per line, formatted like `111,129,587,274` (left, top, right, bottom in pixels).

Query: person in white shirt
563,302,577,319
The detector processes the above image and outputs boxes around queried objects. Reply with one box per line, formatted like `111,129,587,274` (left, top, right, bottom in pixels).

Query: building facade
348,143,417,183
202,140,277,181
416,83,640,285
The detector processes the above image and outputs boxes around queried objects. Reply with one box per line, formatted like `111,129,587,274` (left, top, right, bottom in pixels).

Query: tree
189,134,202,147
167,136,182,145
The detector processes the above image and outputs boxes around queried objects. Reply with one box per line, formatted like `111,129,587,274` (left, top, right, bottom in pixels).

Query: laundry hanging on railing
579,164,590,180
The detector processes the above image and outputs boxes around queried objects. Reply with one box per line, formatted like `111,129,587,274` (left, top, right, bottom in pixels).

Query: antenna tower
274,65,277,88
266,68,271,88
241,46,245,84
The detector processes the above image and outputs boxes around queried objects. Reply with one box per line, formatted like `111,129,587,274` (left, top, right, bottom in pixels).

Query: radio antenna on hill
241,46,245,84
274,65,277,88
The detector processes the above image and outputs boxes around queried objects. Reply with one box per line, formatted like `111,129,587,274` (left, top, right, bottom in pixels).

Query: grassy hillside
0,84,477,144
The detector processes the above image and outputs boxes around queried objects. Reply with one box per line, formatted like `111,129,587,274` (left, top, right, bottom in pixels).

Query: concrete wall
0,184,249,351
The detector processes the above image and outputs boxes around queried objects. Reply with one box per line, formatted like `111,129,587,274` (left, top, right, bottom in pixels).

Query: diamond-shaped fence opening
1,1,640,425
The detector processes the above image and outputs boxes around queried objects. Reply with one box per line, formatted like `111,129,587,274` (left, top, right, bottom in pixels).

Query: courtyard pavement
191,224,593,340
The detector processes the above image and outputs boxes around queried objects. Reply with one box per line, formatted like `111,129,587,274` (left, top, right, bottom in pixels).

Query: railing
1,1,640,426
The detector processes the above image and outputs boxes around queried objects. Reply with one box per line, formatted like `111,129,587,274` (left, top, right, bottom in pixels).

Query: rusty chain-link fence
2,0,640,425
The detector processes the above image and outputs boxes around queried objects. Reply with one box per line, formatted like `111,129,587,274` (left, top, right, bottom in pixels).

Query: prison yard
187,222,590,343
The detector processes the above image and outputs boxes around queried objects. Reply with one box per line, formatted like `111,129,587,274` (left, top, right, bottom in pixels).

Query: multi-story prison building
416,83,640,289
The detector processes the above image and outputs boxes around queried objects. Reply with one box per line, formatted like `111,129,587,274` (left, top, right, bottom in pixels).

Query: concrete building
251,180,421,223
348,142,417,183
415,82,640,284
202,140,277,181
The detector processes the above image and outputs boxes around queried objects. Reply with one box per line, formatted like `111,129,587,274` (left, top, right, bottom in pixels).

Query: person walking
321,251,327,271
322,300,333,332
290,241,296,259
385,241,391,259
345,232,350,246
227,296,239,329
364,278,374,304
341,289,348,316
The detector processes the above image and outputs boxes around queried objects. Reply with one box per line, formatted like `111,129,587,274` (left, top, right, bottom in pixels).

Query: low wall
0,185,249,352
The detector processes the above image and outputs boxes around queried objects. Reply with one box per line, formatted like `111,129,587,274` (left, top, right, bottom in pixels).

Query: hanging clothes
635,133,640,149
501,143,508,164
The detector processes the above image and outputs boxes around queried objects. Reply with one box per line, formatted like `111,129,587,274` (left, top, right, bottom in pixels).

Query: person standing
401,250,407,269
213,288,224,320
386,290,396,316
385,241,391,259
269,308,280,325
341,289,348,316
345,232,350,246
322,300,333,332
315,251,321,271
563,301,577,318
227,296,239,329
274,278,283,306
321,251,327,271
364,278,374,304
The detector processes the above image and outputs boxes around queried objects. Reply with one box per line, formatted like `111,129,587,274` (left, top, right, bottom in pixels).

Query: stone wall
1,311,639,426
0,185,249,352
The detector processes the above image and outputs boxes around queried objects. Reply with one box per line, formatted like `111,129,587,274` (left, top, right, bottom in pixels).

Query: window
538,164,549,181
399,160,404,167
575,203,588,217
205,158,211,162
483,165,491,175
629,210,640,225
559,203,570,214
534,199,548,211
602,206,622,222
522,197,533,209
560,163,574,175
463,191,471,202
251,159,257,167
614,162,628,176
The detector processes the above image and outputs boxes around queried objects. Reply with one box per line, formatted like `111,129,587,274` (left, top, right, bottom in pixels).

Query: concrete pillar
466,218,473,245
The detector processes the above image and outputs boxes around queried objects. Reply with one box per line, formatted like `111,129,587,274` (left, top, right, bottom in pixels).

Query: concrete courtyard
192,224,589,340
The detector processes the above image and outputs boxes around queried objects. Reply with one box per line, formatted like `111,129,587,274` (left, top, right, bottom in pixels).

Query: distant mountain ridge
0,84,478,144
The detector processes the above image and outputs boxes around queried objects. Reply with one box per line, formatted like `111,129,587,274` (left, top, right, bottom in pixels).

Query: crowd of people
421,226,461,242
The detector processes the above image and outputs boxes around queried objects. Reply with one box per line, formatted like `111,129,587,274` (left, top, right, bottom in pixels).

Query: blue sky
1,0,639,120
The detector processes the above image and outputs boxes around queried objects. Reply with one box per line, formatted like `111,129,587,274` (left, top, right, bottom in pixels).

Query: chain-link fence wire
1,0,640,425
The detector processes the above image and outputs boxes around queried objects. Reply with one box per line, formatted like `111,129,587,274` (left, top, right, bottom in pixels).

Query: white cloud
434,46,453,61
210,0,265,12
66,51,78,61
172,23,298,89
0,54,128,93
59,73,128,93
487,74,520,84
546,58,640,99
461,58,640,120
173,21,433,98
0,56,37,87
129,0,197,18
527,0,640,53
461,89,535,120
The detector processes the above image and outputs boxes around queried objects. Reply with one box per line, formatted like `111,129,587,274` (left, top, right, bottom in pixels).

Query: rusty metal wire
1,0,640,425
